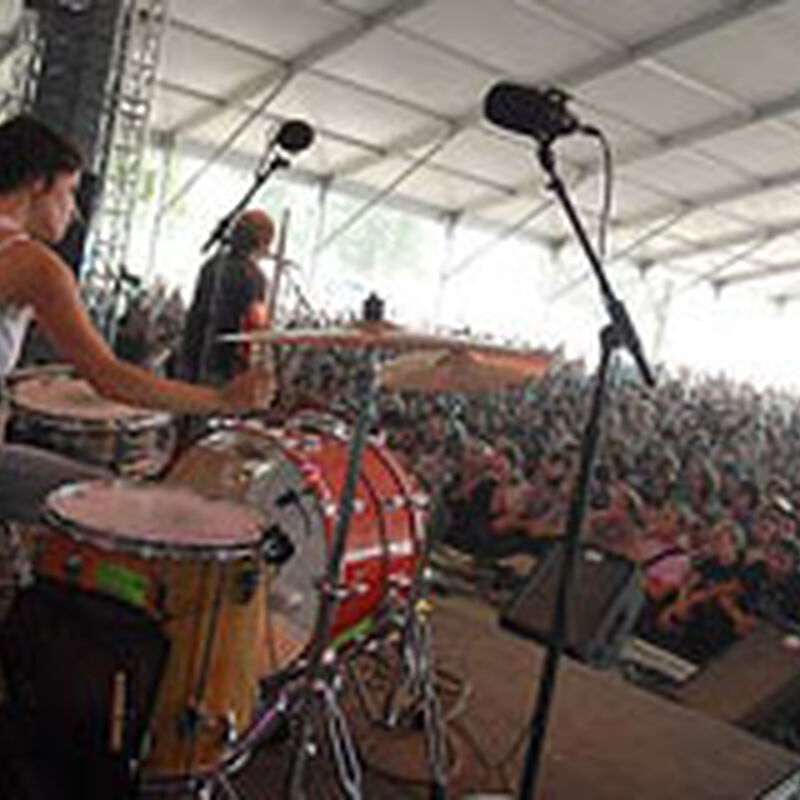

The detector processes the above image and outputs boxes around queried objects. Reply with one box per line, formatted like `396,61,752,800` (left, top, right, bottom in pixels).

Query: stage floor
211,594,800,799
1,591,798,798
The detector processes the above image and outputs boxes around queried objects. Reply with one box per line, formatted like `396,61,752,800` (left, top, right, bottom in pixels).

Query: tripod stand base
358,724,463,788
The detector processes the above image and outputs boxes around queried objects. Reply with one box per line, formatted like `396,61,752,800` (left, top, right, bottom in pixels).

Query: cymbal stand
377,494,449,799
348,405,466,798
285,295,386,800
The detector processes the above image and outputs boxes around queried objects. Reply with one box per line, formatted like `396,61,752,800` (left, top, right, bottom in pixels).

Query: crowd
107,290,800,667
279,331,800,666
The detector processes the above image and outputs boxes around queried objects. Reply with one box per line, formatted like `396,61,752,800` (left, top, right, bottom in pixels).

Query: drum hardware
382,495,406,511
160,330,429,797
7,369,176,478
234,566,261,605
386,573,414,592
25,481,268,786
177,706,204,741
285,297,387,800
360,489,451,798
274,487,312,508
260,524,295,566
64,551,83,579
314,575,370,601
110,670,128,753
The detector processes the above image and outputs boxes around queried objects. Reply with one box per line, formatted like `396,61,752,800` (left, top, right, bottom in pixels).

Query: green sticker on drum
95,562,149,608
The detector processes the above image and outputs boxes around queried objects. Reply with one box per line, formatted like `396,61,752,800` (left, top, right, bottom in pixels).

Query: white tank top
0,232,33,376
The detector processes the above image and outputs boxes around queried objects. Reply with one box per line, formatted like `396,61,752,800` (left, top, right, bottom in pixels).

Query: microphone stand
200,152,290,254
516,135,654,800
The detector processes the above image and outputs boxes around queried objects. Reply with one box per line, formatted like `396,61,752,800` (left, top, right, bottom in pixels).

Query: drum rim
41,509,262,559
8,372,172,427
9,401,172,429
42,480,266,559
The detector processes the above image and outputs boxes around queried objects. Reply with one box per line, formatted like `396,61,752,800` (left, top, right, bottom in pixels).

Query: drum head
45,481,265,555
10,373,169,425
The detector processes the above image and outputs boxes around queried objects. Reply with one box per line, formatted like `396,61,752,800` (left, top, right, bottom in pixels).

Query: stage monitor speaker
500,543,644,667
0,579,169,799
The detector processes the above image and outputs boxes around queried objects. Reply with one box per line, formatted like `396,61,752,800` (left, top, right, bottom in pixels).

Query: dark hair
0,114,83,193
228,210,273,255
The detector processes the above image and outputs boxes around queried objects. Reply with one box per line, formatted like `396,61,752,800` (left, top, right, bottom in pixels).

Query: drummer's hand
220,368,276,411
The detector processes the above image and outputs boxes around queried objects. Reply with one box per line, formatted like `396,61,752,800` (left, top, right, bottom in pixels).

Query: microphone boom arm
537,141,655,387
200,154,290,254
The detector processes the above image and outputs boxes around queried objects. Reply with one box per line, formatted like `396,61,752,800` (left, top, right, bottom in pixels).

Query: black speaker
500,543,644,667
0,579,169,799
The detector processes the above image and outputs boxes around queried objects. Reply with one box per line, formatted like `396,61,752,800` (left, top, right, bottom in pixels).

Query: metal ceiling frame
148,0,800,296
715,260,800,290
332,0,785,179
644,216,800,263
465,84,800,221
166,0,433,137
617,163,800,232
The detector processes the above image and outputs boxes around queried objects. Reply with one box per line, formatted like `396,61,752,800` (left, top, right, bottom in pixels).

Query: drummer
0,114,275,521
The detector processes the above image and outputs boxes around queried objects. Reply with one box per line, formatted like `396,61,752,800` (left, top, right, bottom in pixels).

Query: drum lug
178,706,239,747
178,706,202,741
64,553,83,581
222,711,238,747
261,525,295,566
155,581,168,615
316,578,370,600
383,496,406,512
410,492,430,510
387,574,413,592
235,566,260,604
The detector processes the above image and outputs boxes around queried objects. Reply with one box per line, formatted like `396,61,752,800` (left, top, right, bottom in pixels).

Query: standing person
177,208,275,385
0,114,274,521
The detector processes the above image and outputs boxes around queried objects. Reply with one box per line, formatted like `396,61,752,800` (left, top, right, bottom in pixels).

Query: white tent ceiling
151,0,800,305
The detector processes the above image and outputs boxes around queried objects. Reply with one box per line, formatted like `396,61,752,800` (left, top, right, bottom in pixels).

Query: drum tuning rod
109,670,127,753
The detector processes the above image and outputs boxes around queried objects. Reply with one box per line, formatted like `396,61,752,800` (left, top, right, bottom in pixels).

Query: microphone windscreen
276,119,315,154
484,81,577,142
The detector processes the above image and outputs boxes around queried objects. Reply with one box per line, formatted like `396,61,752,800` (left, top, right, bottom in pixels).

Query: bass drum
166,417,427,675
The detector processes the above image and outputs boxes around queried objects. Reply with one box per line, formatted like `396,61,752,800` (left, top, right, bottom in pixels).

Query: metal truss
0,9,42,120
82,0,169,341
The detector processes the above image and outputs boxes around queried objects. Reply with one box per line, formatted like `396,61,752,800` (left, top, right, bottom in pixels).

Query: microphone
484,82,583,143
274,119,315,155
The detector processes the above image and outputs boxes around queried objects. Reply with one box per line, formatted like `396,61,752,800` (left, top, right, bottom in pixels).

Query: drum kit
0,303,551,799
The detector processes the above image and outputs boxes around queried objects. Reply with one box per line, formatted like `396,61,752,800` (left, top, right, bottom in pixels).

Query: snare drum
7,369,175,477
167,417,427,675
29,480,268,780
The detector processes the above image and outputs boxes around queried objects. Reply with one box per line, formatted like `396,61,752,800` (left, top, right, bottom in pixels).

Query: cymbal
378,347,551,393
220,320,535,356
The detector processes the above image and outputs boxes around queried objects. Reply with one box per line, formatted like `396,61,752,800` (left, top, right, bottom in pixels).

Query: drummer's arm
14,244,270,414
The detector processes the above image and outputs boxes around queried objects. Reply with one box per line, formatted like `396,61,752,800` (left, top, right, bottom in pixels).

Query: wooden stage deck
218,594,800,799
1,592,798,798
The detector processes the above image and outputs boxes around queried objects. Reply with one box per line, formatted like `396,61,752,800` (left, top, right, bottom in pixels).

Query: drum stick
265,208,291,327
250,209,290,407
109,670,127,753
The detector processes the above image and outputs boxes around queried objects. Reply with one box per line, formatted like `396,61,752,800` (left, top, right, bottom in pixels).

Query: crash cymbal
378,347,551,393
220,320,535,356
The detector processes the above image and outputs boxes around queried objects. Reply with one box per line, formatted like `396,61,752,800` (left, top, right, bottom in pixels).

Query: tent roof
152,0,800,303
